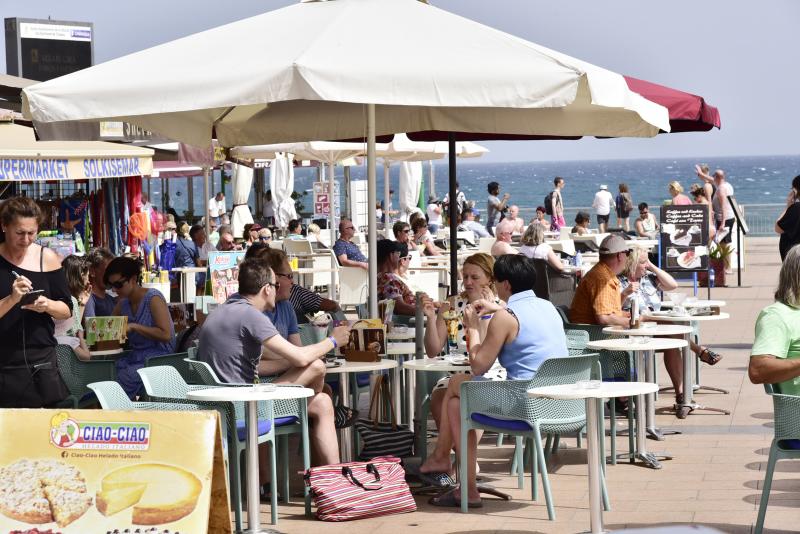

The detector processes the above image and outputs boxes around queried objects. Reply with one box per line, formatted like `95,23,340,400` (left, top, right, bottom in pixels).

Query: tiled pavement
249,237,796,534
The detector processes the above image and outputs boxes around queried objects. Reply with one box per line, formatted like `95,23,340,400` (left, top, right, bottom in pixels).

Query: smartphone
20,289,45,306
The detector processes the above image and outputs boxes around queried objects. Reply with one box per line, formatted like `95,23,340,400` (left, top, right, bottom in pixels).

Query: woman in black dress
0,197,72,407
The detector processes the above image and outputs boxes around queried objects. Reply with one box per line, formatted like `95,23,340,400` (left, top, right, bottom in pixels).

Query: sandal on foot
429,489,482,508
699,348,723,366
416,471,456,488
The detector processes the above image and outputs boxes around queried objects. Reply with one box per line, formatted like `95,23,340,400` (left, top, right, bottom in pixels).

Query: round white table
172,266,207,304
586,338,687,469
638,313,731,415
88,348,124,358
387,327,416,341
325,359,398,462
386,342,419,425
660,299,727,309
188,385,314,533
529,381,658,534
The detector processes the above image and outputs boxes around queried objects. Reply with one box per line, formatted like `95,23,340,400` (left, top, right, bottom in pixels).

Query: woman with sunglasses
620,247,722,418
106,256,175,399
0,197,72,408
392,221,418,252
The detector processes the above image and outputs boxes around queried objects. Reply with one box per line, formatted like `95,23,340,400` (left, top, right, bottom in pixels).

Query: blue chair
754,384,800,534
458,354,606,516
185,359,311,525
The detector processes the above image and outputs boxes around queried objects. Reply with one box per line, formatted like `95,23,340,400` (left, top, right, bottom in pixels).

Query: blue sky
2,0,798,163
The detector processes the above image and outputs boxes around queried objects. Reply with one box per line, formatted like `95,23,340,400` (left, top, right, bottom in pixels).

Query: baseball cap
599,184,608,190
598,234,631,255
250,223,262,231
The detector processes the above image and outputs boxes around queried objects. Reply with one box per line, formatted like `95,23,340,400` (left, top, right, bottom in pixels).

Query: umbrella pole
203,166,210,236
429,160,436,198
448,133,458,293
367,104,378,317
383,161,391,232
328,162,337,294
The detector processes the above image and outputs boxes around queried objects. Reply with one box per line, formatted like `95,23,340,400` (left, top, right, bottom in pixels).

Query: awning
0,122,153,181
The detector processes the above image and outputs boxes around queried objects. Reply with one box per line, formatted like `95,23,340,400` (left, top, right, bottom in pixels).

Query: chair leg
600,457,610,512
576,428,582,449
551,435,560,455
628,396,636,464
533,429,555,520
609,401,617,465
280,436,290,504
302,405,312,517
459,426,469,513
510,437,520,476
530,437,538,502
270,440,279,525
515,436,524,489
754,443,779,534
496,433,505,447
544,434,553,458
230,445,243,532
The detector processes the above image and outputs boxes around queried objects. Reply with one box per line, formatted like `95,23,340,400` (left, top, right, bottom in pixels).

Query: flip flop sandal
699,348,723,366
416,471,456,488
334,404,359,428
428,488,482,508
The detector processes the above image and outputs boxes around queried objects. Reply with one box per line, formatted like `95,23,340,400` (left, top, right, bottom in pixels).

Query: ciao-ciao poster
660,204,709,272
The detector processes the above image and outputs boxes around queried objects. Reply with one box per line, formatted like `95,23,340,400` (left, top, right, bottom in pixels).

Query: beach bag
622,193,634,213
544,191,554,215
305,456,416,521
354,375,415,460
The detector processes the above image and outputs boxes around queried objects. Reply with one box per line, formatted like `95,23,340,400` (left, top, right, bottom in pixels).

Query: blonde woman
420,253,503,482
519,223,564,272
668,181,692,206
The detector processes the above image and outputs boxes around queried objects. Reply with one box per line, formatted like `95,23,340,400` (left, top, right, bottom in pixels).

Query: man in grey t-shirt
198,259,350,466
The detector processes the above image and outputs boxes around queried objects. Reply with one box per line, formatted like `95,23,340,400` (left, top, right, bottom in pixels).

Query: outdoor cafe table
529,381,659,534
638,312,731,416
660,299,727,309
586,337,687,469
387,342,418,425
172,266,207,304
325,358,398,462
187,385,314,532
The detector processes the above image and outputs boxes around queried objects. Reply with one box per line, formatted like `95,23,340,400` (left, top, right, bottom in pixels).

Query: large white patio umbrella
268,152,298,229
230,163,255,238
23,0,669,318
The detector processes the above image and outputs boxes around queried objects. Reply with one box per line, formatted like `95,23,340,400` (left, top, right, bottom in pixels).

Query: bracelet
328,335,338,349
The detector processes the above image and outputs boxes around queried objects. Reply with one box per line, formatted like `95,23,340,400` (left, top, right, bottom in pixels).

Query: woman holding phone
0,197,72,408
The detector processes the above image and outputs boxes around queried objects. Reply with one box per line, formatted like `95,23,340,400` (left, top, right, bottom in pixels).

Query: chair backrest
525,354,597,421
405,271,439,299
187,346,198,360
144,351,195,383
559,227,572,240
531,259,550,301
564,322,631,380
771,392,800,442
55,344,116,400
338,266,368,308
311,252,337,288
408,250,422,268
555,304,571,324
138,366,191,399
186,358,226,387
564,329,590,355
269,239,284,250
457,231,475,247
298,323,327,346
478,237,495,252
87,381,136,410
283,239,313,255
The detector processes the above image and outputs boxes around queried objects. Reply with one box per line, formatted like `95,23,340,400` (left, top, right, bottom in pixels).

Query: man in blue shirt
333,218,368,270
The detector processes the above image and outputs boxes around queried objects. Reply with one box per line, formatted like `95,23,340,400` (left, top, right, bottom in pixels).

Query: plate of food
670,227,692,246
677,250,701,269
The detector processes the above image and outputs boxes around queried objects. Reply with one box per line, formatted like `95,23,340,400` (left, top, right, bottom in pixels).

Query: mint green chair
56,344,117,408
754,384,800,534
185,359,312,523
87,380,204,414
458,354,603,516
144,351,197,384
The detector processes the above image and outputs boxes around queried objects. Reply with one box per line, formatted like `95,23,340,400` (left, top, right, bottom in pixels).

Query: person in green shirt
749,244,800,394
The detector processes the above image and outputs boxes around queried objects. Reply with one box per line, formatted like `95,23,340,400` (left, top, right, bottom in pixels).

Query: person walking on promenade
775,175,800,260
615,183,634,232
697,167,735,243
486,181,510,236
668,181,692,206
549,176,566,231
592,184,615,233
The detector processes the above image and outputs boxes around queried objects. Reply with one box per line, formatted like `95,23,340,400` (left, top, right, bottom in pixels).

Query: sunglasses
399,256,411,261
108,277,130,289
398,229,410,233
266,282,277,289
275,273,293,280
259,236,272,241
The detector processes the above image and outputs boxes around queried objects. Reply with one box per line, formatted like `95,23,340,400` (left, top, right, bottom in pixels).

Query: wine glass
667,291,688,316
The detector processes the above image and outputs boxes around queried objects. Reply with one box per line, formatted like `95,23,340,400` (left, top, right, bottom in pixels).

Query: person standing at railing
775,175,800,260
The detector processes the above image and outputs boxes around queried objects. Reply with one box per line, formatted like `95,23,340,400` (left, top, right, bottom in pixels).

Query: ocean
149,154,799,236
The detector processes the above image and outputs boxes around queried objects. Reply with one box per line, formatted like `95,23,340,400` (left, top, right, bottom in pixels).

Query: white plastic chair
283,239,314,255
405,270,439,298
338,266,368,310
478,237,496,252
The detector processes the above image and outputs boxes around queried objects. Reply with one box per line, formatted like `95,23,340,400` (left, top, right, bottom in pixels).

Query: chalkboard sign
660,204,709,272
727,196,749,235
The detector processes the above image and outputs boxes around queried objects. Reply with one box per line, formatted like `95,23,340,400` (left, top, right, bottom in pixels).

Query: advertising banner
660,204,709,272
207,251,246,303
313,180,340,219
0,156,153,181
0,409,230,533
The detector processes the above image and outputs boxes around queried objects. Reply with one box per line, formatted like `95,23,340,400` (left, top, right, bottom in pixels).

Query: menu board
313,180,341,219
0,409,230,533
207,251,246,304
660,204,709,272
84,316,128,346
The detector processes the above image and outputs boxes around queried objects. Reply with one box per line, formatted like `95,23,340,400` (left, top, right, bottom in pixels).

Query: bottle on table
629,294,640,329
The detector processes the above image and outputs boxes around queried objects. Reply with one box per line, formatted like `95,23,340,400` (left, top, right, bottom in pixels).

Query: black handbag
355,375,414,460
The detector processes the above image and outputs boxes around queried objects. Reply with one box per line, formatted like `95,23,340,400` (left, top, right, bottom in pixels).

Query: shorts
597,214,610,225
721,218,734,243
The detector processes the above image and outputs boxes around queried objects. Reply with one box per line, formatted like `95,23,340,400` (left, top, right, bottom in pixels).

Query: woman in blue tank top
429,255,568,508
106,256,175,398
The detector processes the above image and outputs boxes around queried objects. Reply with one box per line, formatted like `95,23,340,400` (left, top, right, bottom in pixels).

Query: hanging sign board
0,408,230,533
313,180,341,219
660,204,709,272
0,156,153,181
207,250,246,303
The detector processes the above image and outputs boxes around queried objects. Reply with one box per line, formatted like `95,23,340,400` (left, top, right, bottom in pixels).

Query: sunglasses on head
108,277,129,289
259,236,271,241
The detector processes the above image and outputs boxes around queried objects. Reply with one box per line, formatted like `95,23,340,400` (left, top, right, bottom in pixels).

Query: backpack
544,192,554,215
622,193,634,213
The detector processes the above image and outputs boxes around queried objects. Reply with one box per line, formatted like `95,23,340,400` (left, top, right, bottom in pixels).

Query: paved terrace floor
256,236,794,534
